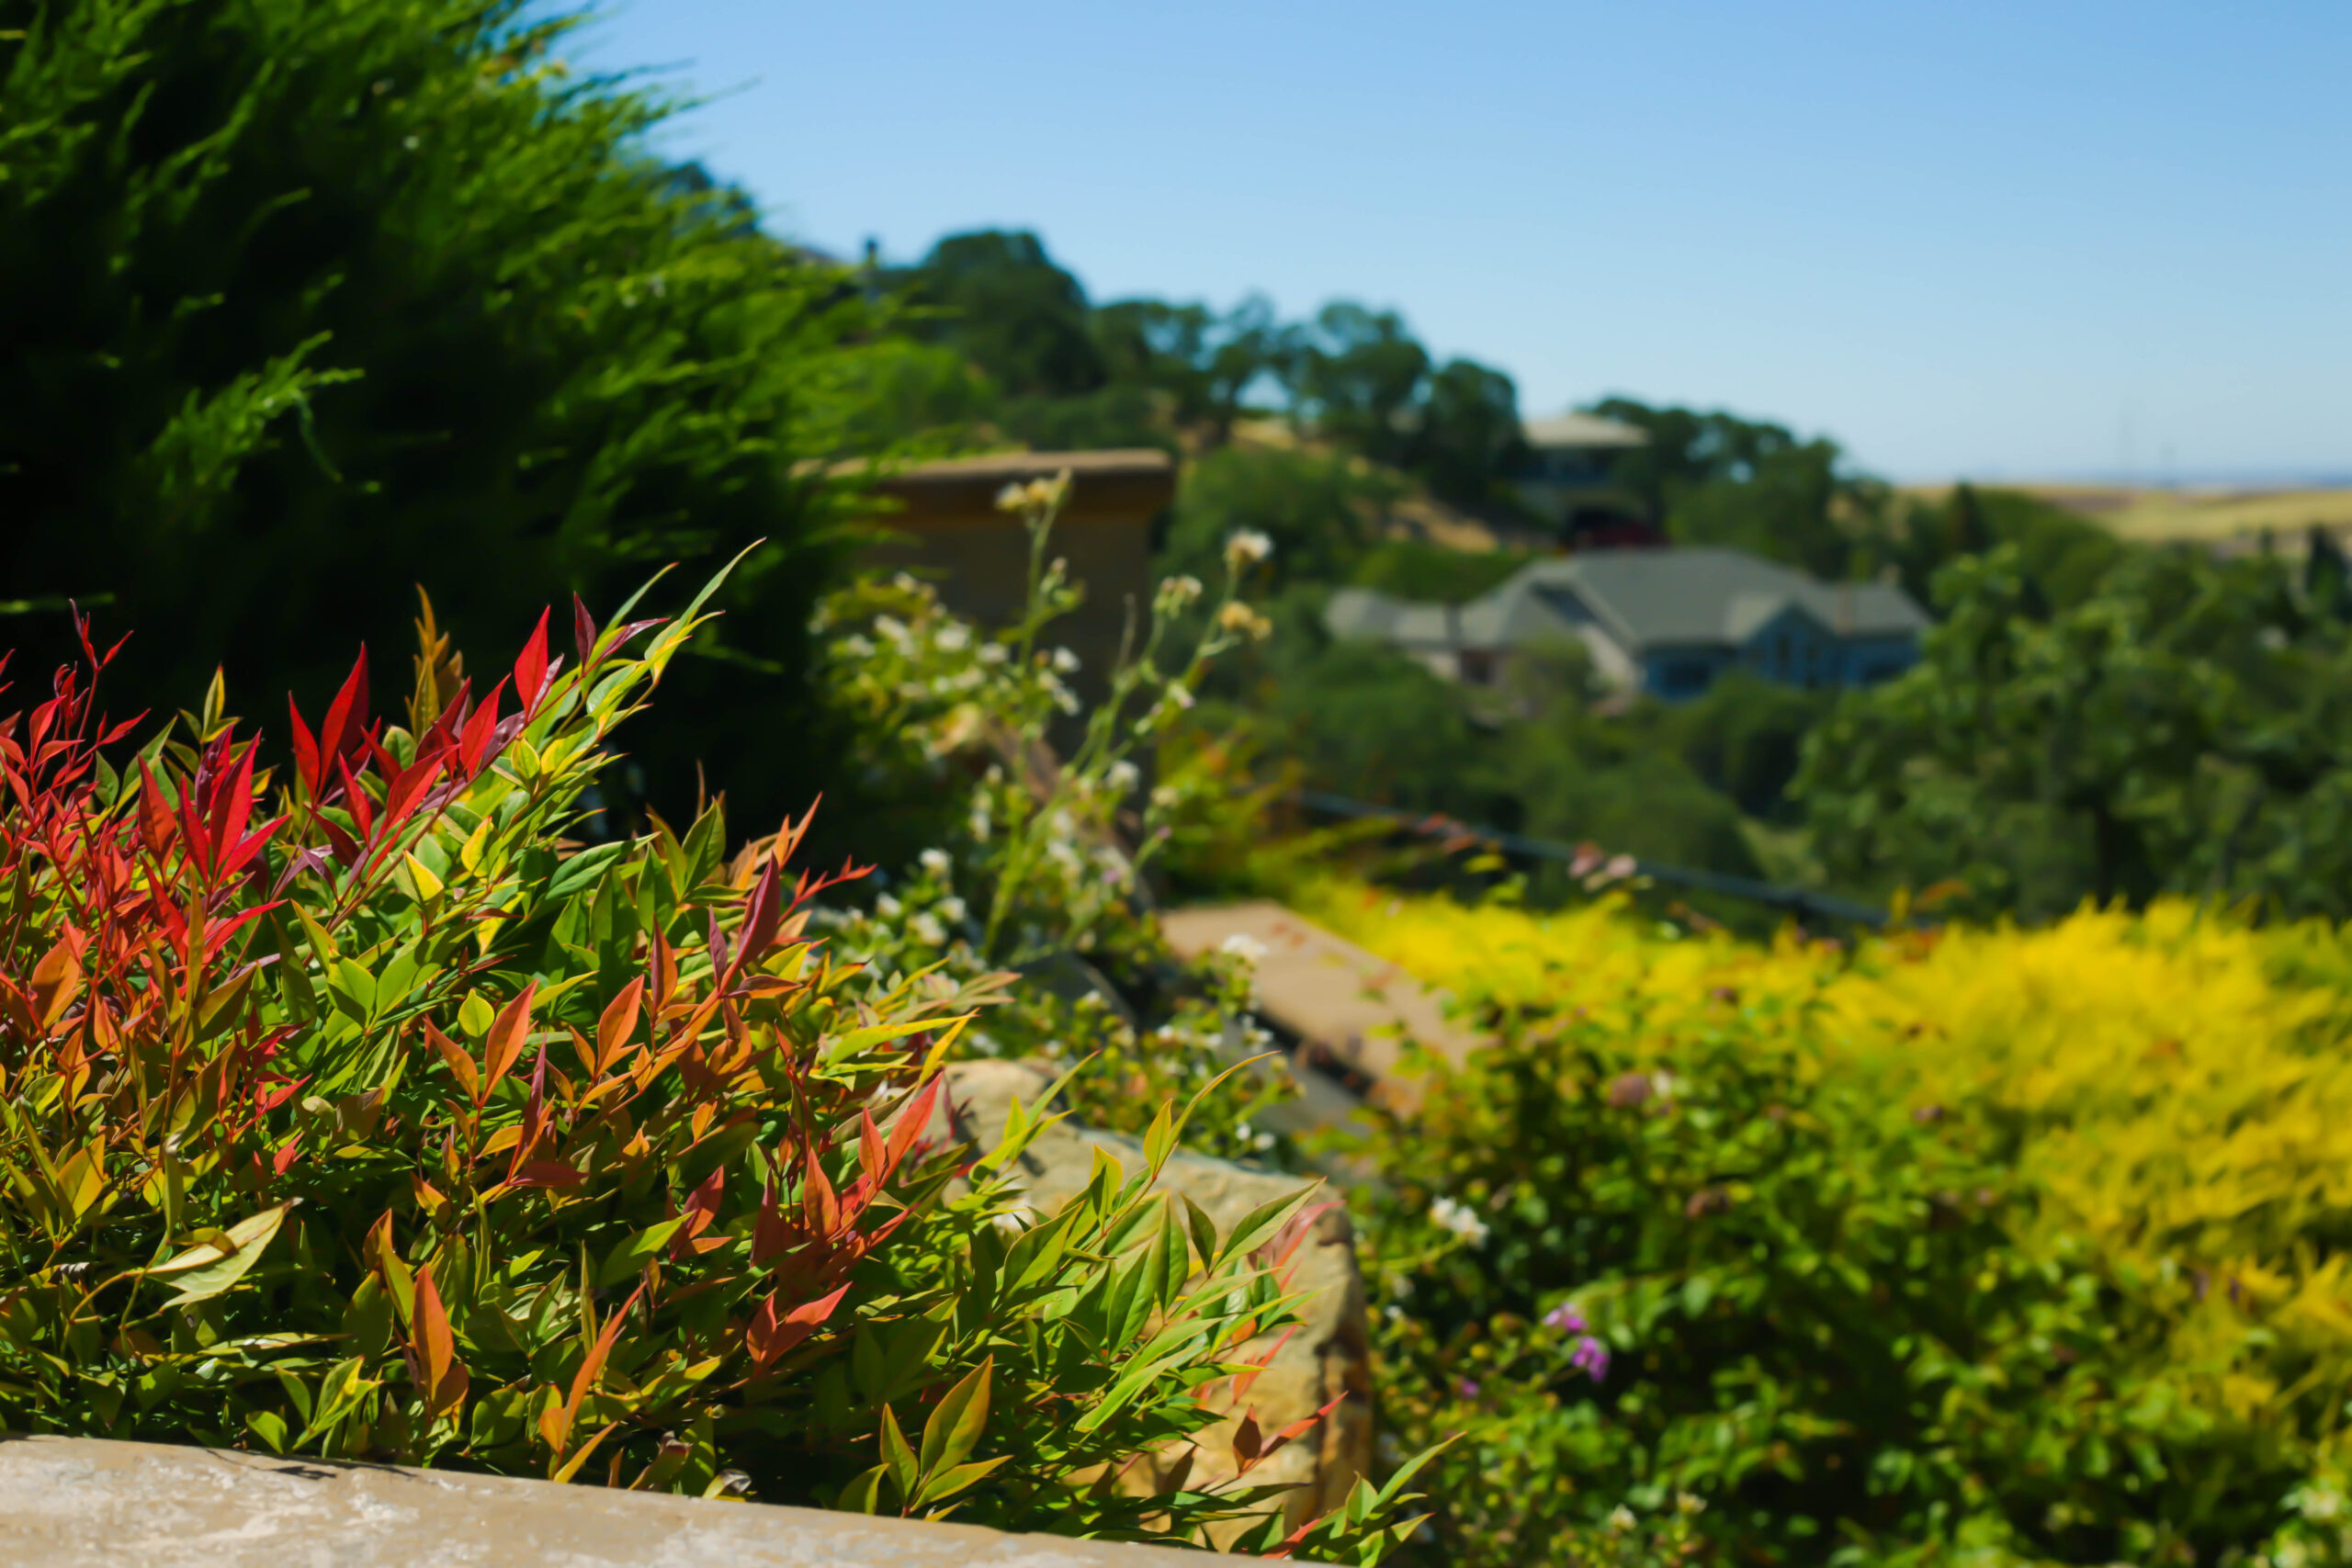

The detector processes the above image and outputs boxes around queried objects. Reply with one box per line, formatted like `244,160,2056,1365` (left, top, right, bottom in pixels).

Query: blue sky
572,1,2350,482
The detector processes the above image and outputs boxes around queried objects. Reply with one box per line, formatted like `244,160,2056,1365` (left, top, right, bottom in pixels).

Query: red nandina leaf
1251,1393,1348,1468
752,1179,795,1265
317,650,370,775
271,1134,305,1177
334,756,374,840
571,594,598,670
511,1159,585,1189
202,905,280,963
737,856,784,971
135,758,175,859
1229,1328,1295,1406
217,816,286,881
858,1110,885,1188
383,752,446,828
174,786,213,878
1232,1412,1262,1467
746,1281,851,1371
682,1165,724,1238
205,741,255,864
458,678,508,777
514,610,551,714
256,1073,311,1115
286,695,322,798
412,677,470,769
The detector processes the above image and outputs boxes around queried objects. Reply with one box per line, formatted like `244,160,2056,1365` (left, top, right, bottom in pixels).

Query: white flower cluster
1430,1195,1490,1247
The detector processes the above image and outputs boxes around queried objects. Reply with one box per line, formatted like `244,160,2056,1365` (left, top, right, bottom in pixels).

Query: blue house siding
1844,635,1918,685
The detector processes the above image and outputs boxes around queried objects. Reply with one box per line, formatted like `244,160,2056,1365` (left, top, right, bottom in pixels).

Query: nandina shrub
0,590,1418,1555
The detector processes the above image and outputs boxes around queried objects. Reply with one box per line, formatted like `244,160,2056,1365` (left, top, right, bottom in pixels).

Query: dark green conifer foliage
0,0,878,825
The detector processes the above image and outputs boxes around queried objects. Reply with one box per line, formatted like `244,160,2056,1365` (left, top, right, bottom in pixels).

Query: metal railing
1291,788,1893,929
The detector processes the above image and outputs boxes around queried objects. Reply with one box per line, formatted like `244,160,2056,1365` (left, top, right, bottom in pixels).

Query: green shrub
1354,997,2304,1567
0,581,1422,1554
0,0,879,828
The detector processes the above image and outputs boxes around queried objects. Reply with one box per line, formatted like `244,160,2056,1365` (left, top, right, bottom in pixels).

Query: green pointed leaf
918,1357,992,1481
913,1453,1012,1512
1180,1192,1219,1272
1215,1187,1316,1270
879,1403,920,1502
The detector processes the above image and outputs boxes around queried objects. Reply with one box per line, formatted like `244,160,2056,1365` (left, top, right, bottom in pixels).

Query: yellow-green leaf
148,1201,294,1304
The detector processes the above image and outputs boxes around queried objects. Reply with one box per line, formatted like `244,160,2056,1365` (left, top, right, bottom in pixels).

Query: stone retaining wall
0,1435,1262,1567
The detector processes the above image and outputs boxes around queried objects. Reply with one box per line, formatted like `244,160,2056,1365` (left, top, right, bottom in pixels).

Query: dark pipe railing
1291,788,1893,930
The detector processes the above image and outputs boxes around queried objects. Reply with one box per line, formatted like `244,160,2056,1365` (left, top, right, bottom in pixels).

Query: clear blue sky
571,1,2350,482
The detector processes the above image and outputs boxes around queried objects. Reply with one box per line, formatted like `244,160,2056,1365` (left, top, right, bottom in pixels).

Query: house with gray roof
1326,547,1928,701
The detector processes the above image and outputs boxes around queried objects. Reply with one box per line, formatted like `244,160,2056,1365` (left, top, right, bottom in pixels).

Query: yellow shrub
1299,876,2352,1429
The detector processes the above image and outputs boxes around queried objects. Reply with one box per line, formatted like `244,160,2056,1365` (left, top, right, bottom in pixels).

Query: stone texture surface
1161,901,1489,1111
0,1435,1261,1567
933,1061,1372,1539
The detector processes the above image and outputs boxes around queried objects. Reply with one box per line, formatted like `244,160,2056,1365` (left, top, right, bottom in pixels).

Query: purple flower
1569,1335,1611,1383
1543,1302,1589,1334
1455,1378,1481,1400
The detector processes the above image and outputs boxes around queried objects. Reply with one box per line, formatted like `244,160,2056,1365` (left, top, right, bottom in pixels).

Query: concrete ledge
0,1436,1260,1568
1162,902,1490,1112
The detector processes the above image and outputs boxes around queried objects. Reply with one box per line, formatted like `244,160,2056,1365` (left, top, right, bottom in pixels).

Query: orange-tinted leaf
596,979,644,1074
410,1263,469,1419
29,938,82,1031
425,1021,481,1104
365,1213,415,1325
482,982,537,1097
555,1283,642,1454
746,1281,851,1371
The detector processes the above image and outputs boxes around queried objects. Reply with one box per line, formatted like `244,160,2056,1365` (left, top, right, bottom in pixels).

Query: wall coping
0,1435,1261,1568
850,449,1176,524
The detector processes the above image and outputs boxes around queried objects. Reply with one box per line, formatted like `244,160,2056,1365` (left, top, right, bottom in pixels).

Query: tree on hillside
0,0,881,828
902,230,1106,399
1798,544,2352,920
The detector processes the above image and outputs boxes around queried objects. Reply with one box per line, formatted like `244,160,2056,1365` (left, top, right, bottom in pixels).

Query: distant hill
1902,482,2352,553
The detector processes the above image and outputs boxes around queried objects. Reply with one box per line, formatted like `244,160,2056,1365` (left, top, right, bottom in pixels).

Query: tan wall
854,451,1175,714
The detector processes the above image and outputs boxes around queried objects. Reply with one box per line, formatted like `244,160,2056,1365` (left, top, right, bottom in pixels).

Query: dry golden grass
1905,481,2352,547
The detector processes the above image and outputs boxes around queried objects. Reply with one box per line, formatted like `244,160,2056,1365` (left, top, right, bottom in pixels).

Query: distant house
1514,412,1660,547
1326,547,1928,701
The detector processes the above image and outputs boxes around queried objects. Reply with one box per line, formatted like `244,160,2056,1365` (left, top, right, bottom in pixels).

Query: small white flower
874,615,910,645
875,893,902,919
1050,647,1080,673
910,912,946,946
979,642,1008,665
1224,529,1274,570
1158,574,1204,609
1430,1195,1491,1247
1219,932,1270,966
837,633,875,659
1150,784,1183,809
919,848,953,878
934,623,970,652
937,895,967,923
1106,759,1141,794
1608,1506,1637,1536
